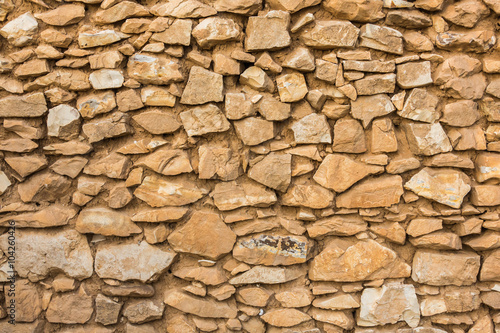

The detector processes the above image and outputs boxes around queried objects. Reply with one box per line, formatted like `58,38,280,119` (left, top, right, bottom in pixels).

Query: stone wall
0,0,499,332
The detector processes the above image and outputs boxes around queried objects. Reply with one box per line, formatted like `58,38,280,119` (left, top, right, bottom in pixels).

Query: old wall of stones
0,0,500,332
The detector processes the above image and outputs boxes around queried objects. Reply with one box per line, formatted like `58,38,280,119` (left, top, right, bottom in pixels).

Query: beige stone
248,153,291,191
150,0,217,18
470,185,500,206
409,231,462,250
35,4,85,26
76,207,141,237
212,177,277,210
359,24,403,54
135,149,192,176
180,66,223,104
397,61,433,89
180,104,230,136
245,11,291,51
0,204,77,228
351,94,395,127
123,300,164,324
165,289,237,318
151,19,192,46
192,17,240,48
127,54,183,85
463,231,500,251
46,293,93,324
386,9,432,28
403,122,453,156
94,1,149,24
276,72,308,102
234,117,275,145
282,47,315,72
371,118,398,153
323,0,384,22
301,20,360,49
336,175,403,208
0,92,47,117
0,12,38,46
440,100,479,127
239,66,274,92
47,104,81,139
354,73,396,95
78,29,125,48
309,239,410,281
282,183,334,209
291,113,331,144
332,118,367,153
95,241,176,282
436,30,495,53
84,152,132,179
257,96,290,121
133,110,181,134
480,249,500,281
275,288,313,307
5,155,47,178
262,309,311,327
198,145,240,181
475,153,500,182
307,215,367,238
77,91,116,119
407,218,443,237
18,171,71,202
308,308,355,329
236,286,273,307
312,293,360,310
214,0,262,15
82,112,133,143
442,0,489,28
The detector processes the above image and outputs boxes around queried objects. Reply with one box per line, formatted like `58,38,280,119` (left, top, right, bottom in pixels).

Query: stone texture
127,54,183,85
262,309,311,327
164,289,237,318
46,293,93,324
76,207,141,237
233,117,275,145
212,177,277,210
359,24,404,54
35,4,85,26
229,265,306,285
336,175,403,208
396,61,433,89
301,20,360,49
351,94,395,127
180,66,223,104
282,183,334,209
291,113,331,144
245,11,291,51
403,122,453,156
180,104,230,136
0,92,47,117
0,12,38,46
248,153,291,191
133,110,181,134
192,17,240,48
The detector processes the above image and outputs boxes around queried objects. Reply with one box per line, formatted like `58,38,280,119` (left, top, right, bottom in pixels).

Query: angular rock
354,73,396,95
262,309,311,327
83,152,132,179
43,141,93,156
46,293,93,324
407,218,443,238
307,215,367,238
470,185,500,206
150,0,217,18
358,284,420,328
351,94,395,127
78,29,125,48
403,122,453,156
336,175,403,208
441,0,489,28
133,110,181,134
95,294,122,326
248,153,291,191
312,293,360,310
359,24,403,54
82,112,133,143
0,229,93,281
282,183,334,209
480,249,500,281
0,138,38,153
127,54,183,85
229,265,306,285
180,104,230,136
282,47,315,72
14,59,49,78
5,155,47,178
0,12,38,46
0,204,77,228
123,300,164,324
397,61,433,89
309,239,411,281
135,149,192,176
151,19,192,46
463,231,500,251
212,177,277,210
47,104,81,139
301,20,359,49
95,241,176,282
77,91,116,119
239,66,274,92
180,66,223,105
332,118,367,153
386,9,432,28
436,30,496,53
76,207,141,237
323,0,384,22
0,92,47,117
308,308,355,329
475,153,500,183
276,72,308,102
94,1,149,24
257,96,290,120
410,231,462,250
412,250,480,286
134,175,207,207
192,17,240,48
371,118,398,153
233,234,311,266
214,0,262,15
440,100,479,127
198,145,240,181
245,10,291,51
89,69,124,90
4,279,41,322
164,289,237,318
140,86,176,106
18,171,71,203
35,4,85,26
233,117,275,146
291,113,331,144
168,211,236,260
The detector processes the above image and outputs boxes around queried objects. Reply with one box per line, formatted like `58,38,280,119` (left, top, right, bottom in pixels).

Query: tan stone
84,152,132,179
358,284,420,328
14,59,49,78
323,0,384,22
470,185,500,206
0,92,47,117
282,183,334,209
412,250,480,286
151,19,192,46
312,293,360,310
463,231,500,251
0,12,38,46
275,288,313,307
18,171,71,203
440,100,479,127
192,17,240,48
198,145,240,181
236,286,273,307
291,113,331,144
276,72,308,102
94,1,149,24
180,66,223,105
101,284,155,298
165,289,236,318
4,279,41,322
134,175,207,207
135,149,192,176
282,47,315,72
46,293,93,324
248,153,291,192
308,308,355,329
213,53,243,75
315,59,338,83
76,207,141,237
475,153,500,182
5,155,47,178
79,29,126,48
245,11,291,51
407,218,443,237
386,9,432,28
95,294,121,326
403,122,453,156
261,309,311,327
354,73,396,95
332,118,367,153
0,138,38,153
0,204,76,228
359,24,403,54
95,241,176,282
35,4,85,26
214,0,262,15
310,239,410,281
0,229,93,281
212,177,277,210
436,30,495,53
301,20,360,49
127,54,183,85
352,95,395,129
150,0,217,18
47,104,81,139
410,231,462,250
403,31,434,52
307,215,367,238
336,175,403,208
257,96,290,121
371,118,398,153
442,0,489,28
229,265,306,285
480,249,500,281
133,110,180,134
233,117,275,146
123,300,164,324
77,91,116,119
396,61,433,89
239,66,274,92
180,104,230,136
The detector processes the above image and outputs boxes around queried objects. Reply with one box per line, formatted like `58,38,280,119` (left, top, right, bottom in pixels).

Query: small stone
214,0,262,15
101,284,155,297
0,92,47,117
261,309,311,327
133,110,180,134
407,218,443,237
463,231,500,251
403,122,453,156
164,289,237,318
398,88,439,123
95,294,122,326
150,0,217,18
50,157,88,178
4,155,46,178
89,69,124,90
151,19,192,46
239,66,274,92
282,47,315,72
436,30,496,53
213,53,242,75
403,31,434,52
89,51,124,70
18,171,71,202
135,149,192,176
212,177,277,211
43,141,93,156
77,91,116,119
248,153,291,191
371,118,398,153
257,96,290,121
307,215,367,238
323,0,384,22
78,29,125,48
127,54,183,85
470,185,500,206
35,4,85,26
198,145,240,181
14,59,49,78
245,10,291,51
229,265,306,285
180,103,230,136
47,104,81,140
315,59,338,83
358,284,420,328
95,241,176,282
309,239,410,281
343,60,395,73
291,12,315,33
291,113,332,144
336,175,403,208
123,300,164,324
359,24,403,55
83,152,132,179
94,1,149,24
0,12,38,46
301,20,359,49
415,0,445,10
354,73,396,95
351,94,395,128
82,112,133,143
233,117,275,146
276,72,308,102
0,204,77,228
282,183,334,209
308,308,355,329
480,249,500,281
180,66,223,105
410,231,462,250
332,118,366,153
440,100,479,127
192,17,240,48
396,61,433,89
76,207,141,237
441,0,489,28
474,153,500,182
46,293,93,324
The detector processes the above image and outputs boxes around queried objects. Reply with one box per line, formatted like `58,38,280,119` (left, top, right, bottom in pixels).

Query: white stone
0,12,38,46
89,70,124,90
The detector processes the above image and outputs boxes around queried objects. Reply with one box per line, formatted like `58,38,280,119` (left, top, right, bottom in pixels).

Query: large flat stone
336,175,403,208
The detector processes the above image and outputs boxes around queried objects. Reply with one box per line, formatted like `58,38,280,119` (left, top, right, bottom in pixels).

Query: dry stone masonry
0,0,500,332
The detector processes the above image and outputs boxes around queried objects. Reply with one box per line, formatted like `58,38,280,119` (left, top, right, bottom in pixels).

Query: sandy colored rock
396,61,433,89
233,234,311,266
307,215,367,238
303,20,360,50
308,308,355,329
95,241,176,282
441,0,489,28
214,0,262,14
77,91,116,119
336,175,403,208
282,183,334,209
480,249,500,281
198,145,240,181
436,30,496,53
134,175,207,207
354,73,396,95
403,122,453,156
351,94,395,128
95,294,122,326
46,293,93,324
332,118,366,153
180,104,230,136
233,117,275,146
133,110,180,134
78,29,125,48
0,12,38,46
412,250,480,286
35,4,85,26
192,17,240,48
240,66,274,92
123,300,164,324
410,231,462,250
82,112,132,143
470,185,500,206
164,289,237,318
276,72,308,102
212,177,277,210
18,171,71,203
180,66,223,104
248,153,291,191
5,154,47,178
257,96,290,120
440,100,479,127
314,154,383,192
359,24,403,54
76,207,141,237
94,1,149,24
309,239,410,281
229,265,306,285
135,149,192,176
282,47,315,72
0,92,47,117
140,86,176,106
261,308,311,327
358,284,420,327
236,286,273,307
127,54,183,85
474,153,500,182
150,0,217,18
463,230,500,251
323,0,384,22
47,104,81,139
386,9,432,28
84,152,132,179
371,118,398,153
0,204,77,228
0,229,93,281
245,10,291,51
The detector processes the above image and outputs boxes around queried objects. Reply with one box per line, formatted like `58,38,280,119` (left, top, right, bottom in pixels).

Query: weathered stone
140,86,176,106
0,138,37,153
236,286,273,307
127,54,183,85
95,294,122,326
275,288,312,307
151,19,192,46
403,122,453,156
396,61,433,89
229,265,306,285
470,185,500,206
77,91,116,119
261,309,311,327
354,73,396,95
212,177,277,210
371,118,398,153
89,69,124,90
78,29,125,48
133,110,180,134
84,152,132,179
315,59,338,83
164,289,237,318
343,60,395,73
233,117,275,145
134,175,207,207
180,66,223,104
239,66,274,92
0,204,77,228
4,279,41,322
309,239,410,281
412,250,480,286
0,92,47,117
101,284,155,298
257,96,290,121
47,104,81,139
463,231,500,251
358,284,420,328
308,308,355,329
95,241,176,282
233,234,310,266
312,293,360,310
314,154,383,193
14,59,49,78
0,229,93,281
5,155,47,178
386,9,432,28
214,0,262,15
436,30,496,53
82,112,132,143
475,153,500,182
180,104,230,136
245,10,291,51
291,113,331,144
403,31,434,52
332,118,367,153
307,215,367,238
46,293,93,324
282,47,315,72
480,249,500,281
76,207,141,237
44,141,93,155
0,12,38,46
150,0,217,18
248,153,291,192
336,175,403,208
276,72,308,102
18,171,71,202
94,1,149,24
192,17,240,48
351,94,395,127
123,300,164,324
440,100,479,127
35,4,85,26
407,218,443,238
198,145,239,181
441,0,490,28
301,20,359,49
410,231,462,250
282,183,334,209
168,211,236,259
135,149,192,176
359,24,403,54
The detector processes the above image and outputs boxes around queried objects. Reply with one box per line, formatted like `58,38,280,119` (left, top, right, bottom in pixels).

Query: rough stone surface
336,175,404,208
